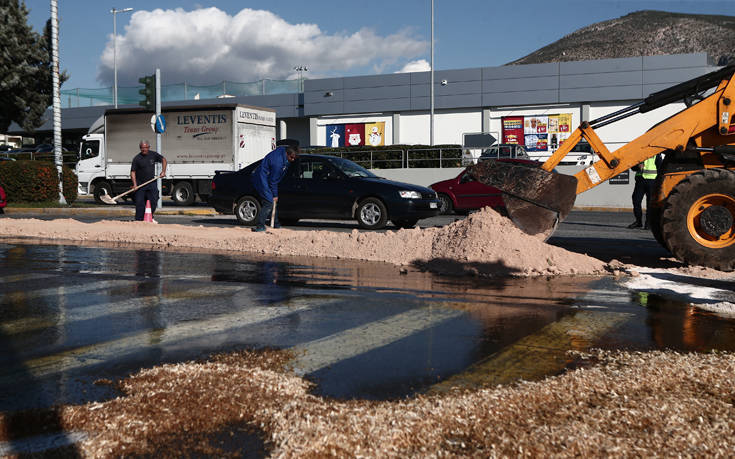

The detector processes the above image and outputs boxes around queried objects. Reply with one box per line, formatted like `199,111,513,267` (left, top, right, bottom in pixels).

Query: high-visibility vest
636,156,657,179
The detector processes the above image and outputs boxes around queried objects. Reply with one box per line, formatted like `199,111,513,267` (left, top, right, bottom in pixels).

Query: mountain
508,10,735,66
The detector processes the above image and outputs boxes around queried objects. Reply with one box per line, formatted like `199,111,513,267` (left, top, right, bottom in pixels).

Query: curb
4,207,219,217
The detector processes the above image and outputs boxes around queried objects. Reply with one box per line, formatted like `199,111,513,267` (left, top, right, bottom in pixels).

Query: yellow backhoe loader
469,64,735,271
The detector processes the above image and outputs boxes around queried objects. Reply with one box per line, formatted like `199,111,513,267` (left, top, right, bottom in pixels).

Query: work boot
627,221,642,229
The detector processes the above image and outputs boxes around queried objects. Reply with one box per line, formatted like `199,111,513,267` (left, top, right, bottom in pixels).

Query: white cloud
98,7,427,86
395,59,431,73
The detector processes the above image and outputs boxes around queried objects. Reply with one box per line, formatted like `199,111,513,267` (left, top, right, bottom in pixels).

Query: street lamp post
430,0,434,146
111,7,133,108
294,65,308,92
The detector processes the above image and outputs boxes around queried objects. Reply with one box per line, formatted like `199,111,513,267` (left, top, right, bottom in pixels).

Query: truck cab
76,133,104,196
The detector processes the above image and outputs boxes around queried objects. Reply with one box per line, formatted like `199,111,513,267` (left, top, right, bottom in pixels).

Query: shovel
270,199,277,228
99,177,159,205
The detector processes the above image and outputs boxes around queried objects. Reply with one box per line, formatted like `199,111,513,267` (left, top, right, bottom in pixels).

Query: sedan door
452,171,502,209
278,158,354,219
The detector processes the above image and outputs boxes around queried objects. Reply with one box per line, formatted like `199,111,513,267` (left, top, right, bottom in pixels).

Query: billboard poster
524,116,548,135
525,134,548,152
558,113,572,132
327,124,345,147
345,123,365,146
502,116,524,145
364,122,385,146
548,114,572,151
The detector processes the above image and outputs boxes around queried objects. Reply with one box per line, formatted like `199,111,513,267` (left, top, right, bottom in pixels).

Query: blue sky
23,0,735,90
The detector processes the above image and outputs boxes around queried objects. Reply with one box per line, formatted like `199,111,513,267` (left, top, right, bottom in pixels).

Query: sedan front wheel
235,196,261,226
356,197,388,230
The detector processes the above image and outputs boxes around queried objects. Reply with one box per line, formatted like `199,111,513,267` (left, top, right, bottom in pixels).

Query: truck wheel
438,193,453,215
234,196,260,226
661,169,735,271
93,181,112,204
172,182,195,206
356,197,387,230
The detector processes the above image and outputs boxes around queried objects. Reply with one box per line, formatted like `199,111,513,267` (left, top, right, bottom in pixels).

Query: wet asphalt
2,206,735,455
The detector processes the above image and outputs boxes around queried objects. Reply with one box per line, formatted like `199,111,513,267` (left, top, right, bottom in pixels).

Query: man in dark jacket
130,140,167,221
252,139,300,232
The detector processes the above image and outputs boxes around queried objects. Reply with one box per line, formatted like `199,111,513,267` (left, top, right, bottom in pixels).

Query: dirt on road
0,208,608,278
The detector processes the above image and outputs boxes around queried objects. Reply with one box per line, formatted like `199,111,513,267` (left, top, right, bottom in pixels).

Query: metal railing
318,147,463,169
61,78,302,108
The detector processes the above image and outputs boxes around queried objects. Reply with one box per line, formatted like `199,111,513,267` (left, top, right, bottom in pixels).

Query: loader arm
543,64,735,195
468,63,735,238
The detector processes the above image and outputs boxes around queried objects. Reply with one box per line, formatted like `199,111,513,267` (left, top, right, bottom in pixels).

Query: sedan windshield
326,157,376,178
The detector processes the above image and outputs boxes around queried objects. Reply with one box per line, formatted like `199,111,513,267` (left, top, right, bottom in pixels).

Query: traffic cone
143,200,153,222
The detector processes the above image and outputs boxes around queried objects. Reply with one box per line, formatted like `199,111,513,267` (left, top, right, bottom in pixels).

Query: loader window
80,140,99,160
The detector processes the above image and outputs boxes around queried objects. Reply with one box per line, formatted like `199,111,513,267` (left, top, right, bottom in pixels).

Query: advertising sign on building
501,113,573,152
502,116,524,145
365,122,385,146
327,124,345,147
524,116,548,152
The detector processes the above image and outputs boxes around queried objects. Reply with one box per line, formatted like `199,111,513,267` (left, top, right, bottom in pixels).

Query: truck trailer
76,103,277,205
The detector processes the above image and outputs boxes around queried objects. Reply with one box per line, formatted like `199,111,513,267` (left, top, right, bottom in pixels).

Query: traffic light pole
155,68,162,209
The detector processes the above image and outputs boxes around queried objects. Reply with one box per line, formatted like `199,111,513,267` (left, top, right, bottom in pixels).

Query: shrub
0,160,78,204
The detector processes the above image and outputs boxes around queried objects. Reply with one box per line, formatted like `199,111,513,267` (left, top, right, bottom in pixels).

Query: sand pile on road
0,208,607,277
6,348,732,457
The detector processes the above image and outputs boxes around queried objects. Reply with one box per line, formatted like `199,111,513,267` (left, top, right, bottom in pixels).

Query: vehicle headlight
399,190,421,199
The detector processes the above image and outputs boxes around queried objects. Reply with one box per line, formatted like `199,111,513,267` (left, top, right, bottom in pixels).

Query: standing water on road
2,240,734,413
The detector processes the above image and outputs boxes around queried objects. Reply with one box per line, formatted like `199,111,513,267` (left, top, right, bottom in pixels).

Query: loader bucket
467,160,578,238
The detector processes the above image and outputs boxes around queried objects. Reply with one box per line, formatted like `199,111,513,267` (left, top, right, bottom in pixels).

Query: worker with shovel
130,140,167,221
252,139,299,232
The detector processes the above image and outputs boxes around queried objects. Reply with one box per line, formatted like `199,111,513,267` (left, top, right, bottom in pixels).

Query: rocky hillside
508,10,735,66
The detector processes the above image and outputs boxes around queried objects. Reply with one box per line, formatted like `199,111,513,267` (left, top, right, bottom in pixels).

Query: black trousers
134,184,159,221
631,175,655,223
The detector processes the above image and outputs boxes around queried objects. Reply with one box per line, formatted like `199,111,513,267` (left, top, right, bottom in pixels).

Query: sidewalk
3,205,219,217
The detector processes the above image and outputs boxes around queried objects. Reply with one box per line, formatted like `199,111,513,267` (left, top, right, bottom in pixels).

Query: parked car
34,144,54,153
479,143,530,161
430,158,540,215
210,154,441,229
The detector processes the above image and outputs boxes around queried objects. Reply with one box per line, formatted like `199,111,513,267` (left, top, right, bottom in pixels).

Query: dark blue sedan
210,154,441,229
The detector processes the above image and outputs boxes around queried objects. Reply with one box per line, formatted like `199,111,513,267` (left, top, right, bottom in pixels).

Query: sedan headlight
399,190,421,199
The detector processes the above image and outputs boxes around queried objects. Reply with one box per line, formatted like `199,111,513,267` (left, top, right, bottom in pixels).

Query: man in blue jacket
252,139,300,232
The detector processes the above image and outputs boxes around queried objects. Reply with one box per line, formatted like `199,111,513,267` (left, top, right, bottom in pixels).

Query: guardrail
1,152,78,166
318,147,463,169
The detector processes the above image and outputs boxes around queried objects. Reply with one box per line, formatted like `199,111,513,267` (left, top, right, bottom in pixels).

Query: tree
0,1,68,133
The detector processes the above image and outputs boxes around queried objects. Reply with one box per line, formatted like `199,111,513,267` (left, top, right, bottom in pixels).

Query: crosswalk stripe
428,285,635,393
1,279,134,302
289,305,463,376
0,431,88,456
0,273,58,285
1,284,245,335
428,310,633,393
0,296,329,384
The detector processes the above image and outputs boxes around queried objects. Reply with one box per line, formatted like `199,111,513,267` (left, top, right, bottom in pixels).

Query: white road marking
290,306,463,375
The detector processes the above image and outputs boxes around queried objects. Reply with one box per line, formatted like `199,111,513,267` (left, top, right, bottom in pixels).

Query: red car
430,159,540,215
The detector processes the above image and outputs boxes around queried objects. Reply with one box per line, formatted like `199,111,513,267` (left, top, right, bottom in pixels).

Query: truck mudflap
467,160,578,238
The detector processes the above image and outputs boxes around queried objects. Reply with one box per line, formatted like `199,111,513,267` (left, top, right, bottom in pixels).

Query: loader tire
661,169,735,271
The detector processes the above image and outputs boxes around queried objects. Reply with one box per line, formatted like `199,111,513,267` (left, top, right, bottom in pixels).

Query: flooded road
3,240,735,418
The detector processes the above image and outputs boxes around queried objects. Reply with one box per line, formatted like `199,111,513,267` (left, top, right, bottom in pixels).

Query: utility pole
51,0,65,204
156,68,162,209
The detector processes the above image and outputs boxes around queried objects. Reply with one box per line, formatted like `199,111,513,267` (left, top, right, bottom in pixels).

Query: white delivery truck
76,103,277,205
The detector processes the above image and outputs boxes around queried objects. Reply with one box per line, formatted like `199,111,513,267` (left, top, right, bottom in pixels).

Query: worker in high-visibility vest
628,154,661,229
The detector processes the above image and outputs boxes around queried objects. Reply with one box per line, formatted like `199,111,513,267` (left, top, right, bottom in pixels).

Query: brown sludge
3,348,730,457
0,207,607,277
